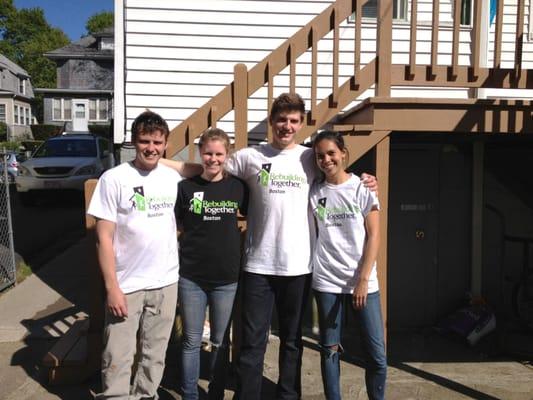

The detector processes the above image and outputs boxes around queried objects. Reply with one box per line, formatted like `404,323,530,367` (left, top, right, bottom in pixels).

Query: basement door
388,145,440,329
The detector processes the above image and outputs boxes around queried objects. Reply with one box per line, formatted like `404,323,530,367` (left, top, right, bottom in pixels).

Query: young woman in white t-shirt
310,131,387,400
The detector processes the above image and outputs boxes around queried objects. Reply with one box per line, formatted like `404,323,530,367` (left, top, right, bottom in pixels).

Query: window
18,78,25,95
460,0,472,25
25,108,30,125
14,105,19,125
362,0,408,20
64,99,71,120
0,104,5,122
89,99,108,121
53,98,72,121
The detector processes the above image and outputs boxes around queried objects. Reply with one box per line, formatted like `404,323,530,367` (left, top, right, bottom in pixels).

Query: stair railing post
376,0,392,97
234,63,248,150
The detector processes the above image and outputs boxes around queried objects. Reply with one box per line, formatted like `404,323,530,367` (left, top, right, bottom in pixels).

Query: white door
72,100,89,131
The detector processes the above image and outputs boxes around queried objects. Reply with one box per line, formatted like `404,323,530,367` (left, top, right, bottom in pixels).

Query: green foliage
86,11,114,35
0,141,20,151
30,124,62,140
0,0,70,121
88,124,111,137
16,260,32,284
0,122,7,142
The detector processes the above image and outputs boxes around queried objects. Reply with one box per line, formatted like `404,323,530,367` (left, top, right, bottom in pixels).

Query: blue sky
13,0,113,41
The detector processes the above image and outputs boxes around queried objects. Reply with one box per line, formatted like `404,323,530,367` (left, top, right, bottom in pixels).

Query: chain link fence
0,151,16,291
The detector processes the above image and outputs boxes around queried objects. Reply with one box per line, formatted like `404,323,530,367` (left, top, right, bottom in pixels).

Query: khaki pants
96,282,177,400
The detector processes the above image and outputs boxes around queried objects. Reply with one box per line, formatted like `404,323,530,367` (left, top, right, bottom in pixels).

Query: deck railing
166,0,531,159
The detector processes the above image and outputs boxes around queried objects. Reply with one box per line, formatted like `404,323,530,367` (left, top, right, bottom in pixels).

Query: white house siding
117,0,530,145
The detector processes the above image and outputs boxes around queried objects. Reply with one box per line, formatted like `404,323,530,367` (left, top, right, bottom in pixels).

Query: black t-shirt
176,174,248,285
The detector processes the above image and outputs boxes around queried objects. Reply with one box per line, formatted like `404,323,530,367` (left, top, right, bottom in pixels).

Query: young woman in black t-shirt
175,128,248,400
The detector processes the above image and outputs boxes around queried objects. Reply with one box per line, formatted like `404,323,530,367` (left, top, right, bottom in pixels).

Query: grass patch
16,261,32,284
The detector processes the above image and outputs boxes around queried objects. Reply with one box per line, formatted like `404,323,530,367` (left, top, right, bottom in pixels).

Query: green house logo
129,186,146,211
257,163,272,187
317,197,327,221
190,192,204,215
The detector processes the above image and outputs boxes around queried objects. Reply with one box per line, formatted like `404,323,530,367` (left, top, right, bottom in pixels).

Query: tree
0,0,69,121
86,11,114,35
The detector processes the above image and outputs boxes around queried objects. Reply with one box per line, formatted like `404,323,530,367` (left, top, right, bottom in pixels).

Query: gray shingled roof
0,54,30,78
44,27,114,59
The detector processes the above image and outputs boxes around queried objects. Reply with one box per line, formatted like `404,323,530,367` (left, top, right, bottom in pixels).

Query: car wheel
18,192,35,207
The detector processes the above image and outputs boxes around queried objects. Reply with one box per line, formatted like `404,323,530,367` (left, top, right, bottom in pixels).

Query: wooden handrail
165,0,530,159
166,0,371,158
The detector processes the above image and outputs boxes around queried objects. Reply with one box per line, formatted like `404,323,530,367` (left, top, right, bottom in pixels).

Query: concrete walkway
1,235,532,399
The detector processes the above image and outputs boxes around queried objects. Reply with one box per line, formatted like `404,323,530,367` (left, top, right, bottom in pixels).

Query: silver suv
16,133,114,205
0,152,23,183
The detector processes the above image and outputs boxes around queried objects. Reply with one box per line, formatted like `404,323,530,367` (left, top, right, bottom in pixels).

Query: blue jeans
178,277,238,400
235,272,311,400
314,290,387,400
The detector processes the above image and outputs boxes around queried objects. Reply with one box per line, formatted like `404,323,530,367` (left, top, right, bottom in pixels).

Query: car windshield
33,139,97,158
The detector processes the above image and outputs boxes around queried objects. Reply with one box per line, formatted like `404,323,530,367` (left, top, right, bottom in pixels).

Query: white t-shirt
310,174,380,294
226,144,317,276
87,162,182,294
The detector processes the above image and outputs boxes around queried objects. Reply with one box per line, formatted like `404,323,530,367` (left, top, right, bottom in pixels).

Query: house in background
0,54,34,140
36,27,114,132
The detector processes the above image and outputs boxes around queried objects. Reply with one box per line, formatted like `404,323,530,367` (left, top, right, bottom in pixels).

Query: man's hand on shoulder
361,172,378,194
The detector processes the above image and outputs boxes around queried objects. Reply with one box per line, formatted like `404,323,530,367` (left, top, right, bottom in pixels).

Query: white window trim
14,105,19,125
52,98,72,121
350,0,408,22
18,77,26,95
89,98,109,122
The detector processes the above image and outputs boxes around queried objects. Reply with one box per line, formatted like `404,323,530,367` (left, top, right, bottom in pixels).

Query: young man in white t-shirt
88,111,197,399
226,93,376,399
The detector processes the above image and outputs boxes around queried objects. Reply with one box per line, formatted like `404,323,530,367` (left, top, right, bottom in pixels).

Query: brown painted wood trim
493,0,504,68
471,0,483,79
376,0,392,97
515,0,525,79
408,0,418,77
391,65,533,89
343,131,390,164
375,135,390,343
451,0,461,78
234,63,248,150
430,0,440,73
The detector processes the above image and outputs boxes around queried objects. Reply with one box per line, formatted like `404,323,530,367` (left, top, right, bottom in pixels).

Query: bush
88,124,112,137
0,141,21,151
30,124,62,140
0,122,7,142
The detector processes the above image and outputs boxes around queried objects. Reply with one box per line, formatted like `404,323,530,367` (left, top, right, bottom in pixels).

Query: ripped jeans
178,277,238,400
314,290,387,400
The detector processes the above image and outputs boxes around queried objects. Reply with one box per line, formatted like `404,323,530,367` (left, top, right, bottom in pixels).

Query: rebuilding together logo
189,191,238,221
257,163,306,193
129,186,174,217
315,197,361,225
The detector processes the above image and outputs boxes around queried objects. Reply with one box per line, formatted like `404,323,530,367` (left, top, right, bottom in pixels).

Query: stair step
43,318,89,367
